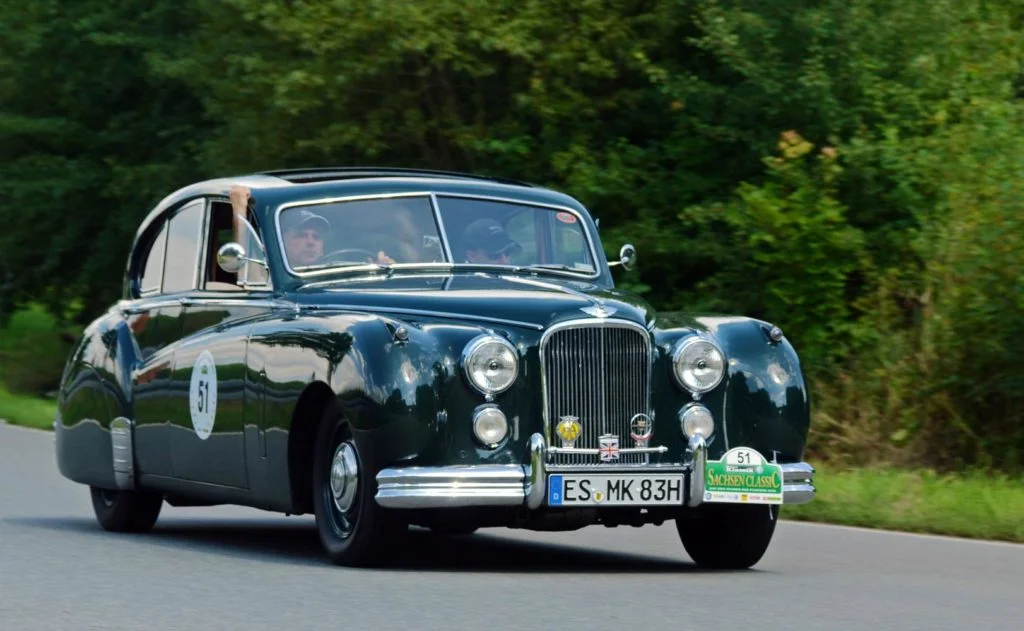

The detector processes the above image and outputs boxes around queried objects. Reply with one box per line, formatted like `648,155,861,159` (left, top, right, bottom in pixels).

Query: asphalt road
1,423,1020,631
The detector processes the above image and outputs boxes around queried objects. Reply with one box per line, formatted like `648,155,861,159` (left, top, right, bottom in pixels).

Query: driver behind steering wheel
230,185,395,268
281,209,330,267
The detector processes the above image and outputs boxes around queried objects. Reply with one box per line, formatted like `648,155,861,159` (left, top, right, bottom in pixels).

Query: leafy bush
0,304,77,395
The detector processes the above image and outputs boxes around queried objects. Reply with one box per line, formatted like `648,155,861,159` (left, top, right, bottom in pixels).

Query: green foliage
0,304,78,395
0,0,1022,470
0,385,58,430
782,465,1024,543
681,132,867,368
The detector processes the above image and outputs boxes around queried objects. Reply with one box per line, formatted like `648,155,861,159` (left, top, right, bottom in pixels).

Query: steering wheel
318,248,379,265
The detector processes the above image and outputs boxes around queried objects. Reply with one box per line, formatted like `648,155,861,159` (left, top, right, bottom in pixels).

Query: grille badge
581,304,616,318
598,434,620,461
556,416,582,448
630,413,653,448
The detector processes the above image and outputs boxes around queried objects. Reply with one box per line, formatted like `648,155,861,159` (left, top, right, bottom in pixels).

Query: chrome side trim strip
110,417,135,490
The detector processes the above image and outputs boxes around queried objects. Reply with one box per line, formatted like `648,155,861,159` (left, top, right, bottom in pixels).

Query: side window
203,201,243,291
201,200,269,291
162,200,205,293
139,223,168,296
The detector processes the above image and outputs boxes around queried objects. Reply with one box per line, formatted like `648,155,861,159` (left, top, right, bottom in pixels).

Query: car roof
133,166,589,244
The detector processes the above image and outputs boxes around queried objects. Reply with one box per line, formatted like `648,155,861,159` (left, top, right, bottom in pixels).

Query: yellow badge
556,416,582,447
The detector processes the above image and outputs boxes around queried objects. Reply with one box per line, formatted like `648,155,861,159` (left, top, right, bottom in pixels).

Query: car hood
292,272,656,331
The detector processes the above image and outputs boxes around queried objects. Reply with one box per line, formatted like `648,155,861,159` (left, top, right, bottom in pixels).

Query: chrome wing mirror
608,243,636,271
217,216,269,274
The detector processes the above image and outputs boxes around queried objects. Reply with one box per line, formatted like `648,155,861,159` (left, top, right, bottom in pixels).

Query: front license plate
704,447,784,505
547,473,684,506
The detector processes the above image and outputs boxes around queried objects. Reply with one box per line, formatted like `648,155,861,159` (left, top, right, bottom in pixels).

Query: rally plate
547,473,684,506
703,447,784,505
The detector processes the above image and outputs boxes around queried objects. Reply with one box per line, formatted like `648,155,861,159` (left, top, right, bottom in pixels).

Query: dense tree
0,0,1021,468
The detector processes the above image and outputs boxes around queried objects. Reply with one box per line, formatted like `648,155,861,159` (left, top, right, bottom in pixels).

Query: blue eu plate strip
548,474,564,506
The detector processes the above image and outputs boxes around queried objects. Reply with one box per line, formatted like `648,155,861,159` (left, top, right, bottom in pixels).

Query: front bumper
375,433,816,509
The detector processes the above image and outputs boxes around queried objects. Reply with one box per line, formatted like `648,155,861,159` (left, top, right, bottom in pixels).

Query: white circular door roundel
189,350,218,440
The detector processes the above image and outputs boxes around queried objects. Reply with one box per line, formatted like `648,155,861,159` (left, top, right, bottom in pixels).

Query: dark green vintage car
55,167,815,568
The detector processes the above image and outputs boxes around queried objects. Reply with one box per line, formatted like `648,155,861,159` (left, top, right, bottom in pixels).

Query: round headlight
462,335,519,396
672,337,726,393
680,405,715,438
473,406,509,447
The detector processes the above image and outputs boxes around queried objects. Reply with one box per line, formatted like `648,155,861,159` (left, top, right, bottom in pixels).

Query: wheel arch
287,380,339,515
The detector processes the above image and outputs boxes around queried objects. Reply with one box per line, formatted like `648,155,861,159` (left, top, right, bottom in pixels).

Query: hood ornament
581,303,616,318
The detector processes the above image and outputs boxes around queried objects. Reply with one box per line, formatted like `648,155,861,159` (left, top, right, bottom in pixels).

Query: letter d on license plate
547,473,683,506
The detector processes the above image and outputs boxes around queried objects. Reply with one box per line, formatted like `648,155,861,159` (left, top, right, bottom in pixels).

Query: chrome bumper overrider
374,432,816,509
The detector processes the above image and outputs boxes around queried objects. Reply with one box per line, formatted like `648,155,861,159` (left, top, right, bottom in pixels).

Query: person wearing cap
280,208,331,267
230,184,395,268
460,218,521,264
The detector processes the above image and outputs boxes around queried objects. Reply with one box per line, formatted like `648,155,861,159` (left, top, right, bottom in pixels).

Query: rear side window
139,224,168,296
161,200,205,293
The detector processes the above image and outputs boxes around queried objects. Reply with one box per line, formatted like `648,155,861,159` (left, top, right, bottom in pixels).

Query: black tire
89,486,164,533
676,504,779,569
312,405,407,567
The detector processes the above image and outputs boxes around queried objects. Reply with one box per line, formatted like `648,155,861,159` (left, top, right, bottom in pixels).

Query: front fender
656,314,810,463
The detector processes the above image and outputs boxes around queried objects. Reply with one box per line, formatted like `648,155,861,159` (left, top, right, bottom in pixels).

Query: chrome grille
541,320,651,465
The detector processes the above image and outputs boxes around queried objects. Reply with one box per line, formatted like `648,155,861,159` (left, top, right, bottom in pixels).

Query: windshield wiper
512,263,591,274
296,261,394,274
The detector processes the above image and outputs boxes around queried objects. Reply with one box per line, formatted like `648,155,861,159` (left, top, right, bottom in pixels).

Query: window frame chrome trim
273,191,442,279
157,198,206,295
138,222,169,298
270,190,604,281
433,192,602,279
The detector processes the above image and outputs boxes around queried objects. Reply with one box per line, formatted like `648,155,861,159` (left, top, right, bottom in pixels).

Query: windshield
276,194,597,275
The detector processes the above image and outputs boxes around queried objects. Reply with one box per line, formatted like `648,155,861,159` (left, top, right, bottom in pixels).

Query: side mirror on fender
609,243,636,271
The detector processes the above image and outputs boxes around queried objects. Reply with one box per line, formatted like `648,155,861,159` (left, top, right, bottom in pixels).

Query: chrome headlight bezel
679,403,715,438
671,336,726,394
461,334,519,396
472,405,509,448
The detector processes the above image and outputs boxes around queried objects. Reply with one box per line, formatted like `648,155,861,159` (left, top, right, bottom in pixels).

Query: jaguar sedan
54,166,815,568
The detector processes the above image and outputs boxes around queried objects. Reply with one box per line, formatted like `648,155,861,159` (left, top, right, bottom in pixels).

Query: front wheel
312,407,407,566
675,504,779,569
89,486,163,533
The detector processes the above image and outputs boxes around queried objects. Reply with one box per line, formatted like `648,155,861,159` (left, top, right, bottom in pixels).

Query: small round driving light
672,337,726,393
680,405,715,438
473,406,509,447
462,334,519,396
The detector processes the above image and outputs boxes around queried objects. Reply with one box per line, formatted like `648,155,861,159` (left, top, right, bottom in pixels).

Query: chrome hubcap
329,442,359,514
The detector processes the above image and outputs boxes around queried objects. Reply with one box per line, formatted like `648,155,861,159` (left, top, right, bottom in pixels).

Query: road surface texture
1,422,1020,630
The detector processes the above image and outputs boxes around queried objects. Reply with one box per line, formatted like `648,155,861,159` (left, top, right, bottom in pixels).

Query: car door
166,197,273,489
130,199,203,479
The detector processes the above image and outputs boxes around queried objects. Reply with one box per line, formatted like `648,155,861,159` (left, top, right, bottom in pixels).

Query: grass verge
0,385,57,430
781,465,1024,543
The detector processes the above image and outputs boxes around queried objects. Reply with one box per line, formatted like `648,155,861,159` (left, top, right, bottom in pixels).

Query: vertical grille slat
542,320,651,466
